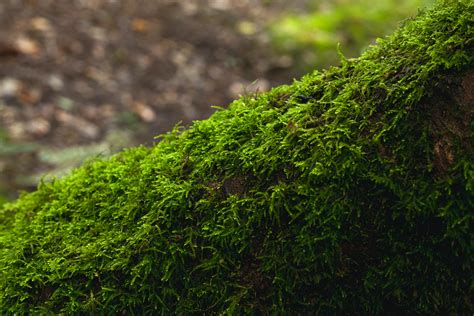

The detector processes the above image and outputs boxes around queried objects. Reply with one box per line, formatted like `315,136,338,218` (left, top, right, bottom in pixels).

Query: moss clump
1,1,473,314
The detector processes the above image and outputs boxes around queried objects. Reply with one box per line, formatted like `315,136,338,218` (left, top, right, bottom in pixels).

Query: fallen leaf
26,118,50,136
56,110,99,139
15,36,40,55
48,75,64,91
0,78,22,98
30,17,52,32
131,18,152,33
132,101,156,122
237,20,257,36
18,86,42,104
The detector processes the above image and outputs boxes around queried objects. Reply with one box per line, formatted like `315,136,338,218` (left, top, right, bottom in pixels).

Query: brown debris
0,0,301,196
0,41,21,57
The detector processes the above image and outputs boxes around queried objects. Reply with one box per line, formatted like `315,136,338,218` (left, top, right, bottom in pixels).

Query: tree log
0,1,472,313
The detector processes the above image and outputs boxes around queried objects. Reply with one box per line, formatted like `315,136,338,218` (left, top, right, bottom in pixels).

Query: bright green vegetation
0,1,473,314
0,196,7,209
269,0,435,71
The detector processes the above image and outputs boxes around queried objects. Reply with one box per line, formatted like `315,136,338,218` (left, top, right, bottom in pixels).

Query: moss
0,1,473,314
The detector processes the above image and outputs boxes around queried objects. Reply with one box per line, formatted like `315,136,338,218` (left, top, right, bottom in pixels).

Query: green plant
268,0,435,71
0,195,7,209
0,1,472,313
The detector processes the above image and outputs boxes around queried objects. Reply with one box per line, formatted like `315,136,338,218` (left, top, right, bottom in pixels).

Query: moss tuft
1,1,473,314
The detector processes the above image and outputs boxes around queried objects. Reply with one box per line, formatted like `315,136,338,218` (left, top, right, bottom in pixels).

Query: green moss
1,1,473,313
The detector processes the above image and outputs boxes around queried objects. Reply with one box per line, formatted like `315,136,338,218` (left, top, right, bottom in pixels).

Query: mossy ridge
0,0,473,314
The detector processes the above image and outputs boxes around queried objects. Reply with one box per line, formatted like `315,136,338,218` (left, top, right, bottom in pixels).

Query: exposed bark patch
458,69,474,106
238,231,272,313
433,138,455,173
426,69,474,175
204,175,249,199
223,176,247,197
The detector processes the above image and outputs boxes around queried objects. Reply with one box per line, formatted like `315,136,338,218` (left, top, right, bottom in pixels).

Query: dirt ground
0,0,309,200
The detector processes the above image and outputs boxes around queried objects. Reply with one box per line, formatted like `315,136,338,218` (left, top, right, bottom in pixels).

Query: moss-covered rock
0,1,473,314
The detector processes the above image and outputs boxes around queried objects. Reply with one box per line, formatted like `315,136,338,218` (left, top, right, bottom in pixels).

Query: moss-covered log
1,1,473,314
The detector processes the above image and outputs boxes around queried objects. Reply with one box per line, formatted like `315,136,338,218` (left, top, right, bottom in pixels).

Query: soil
0,0,308,200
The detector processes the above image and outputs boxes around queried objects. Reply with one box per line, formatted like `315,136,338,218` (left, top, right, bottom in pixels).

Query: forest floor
0,0,308,200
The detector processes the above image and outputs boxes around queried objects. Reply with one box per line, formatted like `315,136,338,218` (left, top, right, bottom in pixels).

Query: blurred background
0,0,434,205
